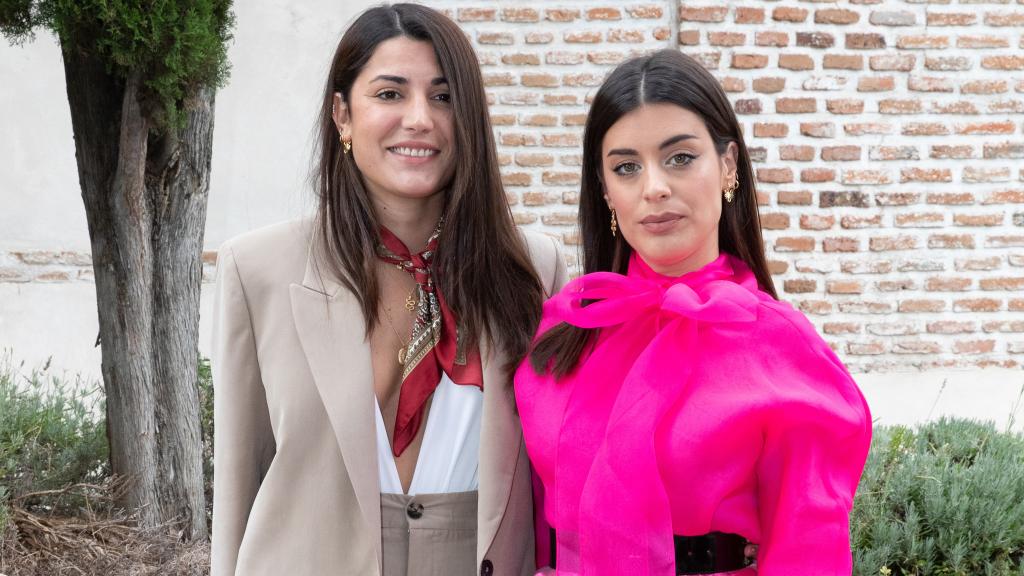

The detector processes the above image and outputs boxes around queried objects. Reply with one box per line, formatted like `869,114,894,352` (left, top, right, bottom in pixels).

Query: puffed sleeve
754,309,872,575
210,243,276,576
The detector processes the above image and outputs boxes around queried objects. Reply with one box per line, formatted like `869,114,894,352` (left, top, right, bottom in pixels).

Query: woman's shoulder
216,218,314,286
517,228,569,296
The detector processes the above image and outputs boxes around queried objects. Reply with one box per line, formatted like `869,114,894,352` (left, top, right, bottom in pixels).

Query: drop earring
723,175,738,203
341,135,351,154
610,209,618,237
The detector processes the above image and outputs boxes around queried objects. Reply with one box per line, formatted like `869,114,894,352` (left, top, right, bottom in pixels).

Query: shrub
0,353,108,515
852,417,1024,575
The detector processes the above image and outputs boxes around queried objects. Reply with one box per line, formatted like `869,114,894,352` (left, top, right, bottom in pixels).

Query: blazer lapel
476,338,524,562
289,252,382,573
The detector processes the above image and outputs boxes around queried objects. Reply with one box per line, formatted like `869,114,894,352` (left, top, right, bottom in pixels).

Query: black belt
550,528,750,574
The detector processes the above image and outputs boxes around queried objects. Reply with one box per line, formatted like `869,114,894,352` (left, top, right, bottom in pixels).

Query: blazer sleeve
210,243,276,576
546,234,569,297
753,319,871,575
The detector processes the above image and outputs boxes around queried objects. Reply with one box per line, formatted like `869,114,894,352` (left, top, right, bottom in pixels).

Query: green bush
0,353,108,518
198,355,214,515
852,417,1024,575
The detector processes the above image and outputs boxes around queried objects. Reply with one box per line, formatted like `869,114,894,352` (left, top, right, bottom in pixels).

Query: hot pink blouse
515,253,871,576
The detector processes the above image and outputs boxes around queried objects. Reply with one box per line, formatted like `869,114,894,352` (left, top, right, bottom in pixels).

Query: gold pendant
398,347,407,366
405,293,417,312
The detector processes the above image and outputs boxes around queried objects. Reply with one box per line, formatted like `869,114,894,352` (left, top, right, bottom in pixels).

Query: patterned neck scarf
376,220,483,457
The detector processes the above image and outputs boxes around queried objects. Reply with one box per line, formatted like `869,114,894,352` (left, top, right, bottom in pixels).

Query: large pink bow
544,255,759,575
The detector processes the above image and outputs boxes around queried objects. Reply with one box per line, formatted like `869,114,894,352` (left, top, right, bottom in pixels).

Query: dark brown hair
313,4,543,366
531,49,777,377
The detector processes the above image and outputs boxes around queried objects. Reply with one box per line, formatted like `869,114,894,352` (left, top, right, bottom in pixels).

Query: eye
375,89,401,101
612,162,641,176
667,153,697,167
433,92,451,103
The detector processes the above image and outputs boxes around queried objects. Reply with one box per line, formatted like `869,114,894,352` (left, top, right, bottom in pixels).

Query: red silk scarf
376,223,483,457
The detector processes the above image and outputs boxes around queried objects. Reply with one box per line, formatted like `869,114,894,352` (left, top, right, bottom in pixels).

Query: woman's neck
374,193,445,251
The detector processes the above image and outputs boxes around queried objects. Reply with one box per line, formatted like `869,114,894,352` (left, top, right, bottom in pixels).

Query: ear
721,141,739,185
332,92,351,140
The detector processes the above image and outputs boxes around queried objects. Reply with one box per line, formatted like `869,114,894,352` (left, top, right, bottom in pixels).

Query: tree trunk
62,46,210,540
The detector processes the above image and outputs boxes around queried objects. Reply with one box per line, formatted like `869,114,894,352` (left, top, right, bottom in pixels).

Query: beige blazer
210,219,567,576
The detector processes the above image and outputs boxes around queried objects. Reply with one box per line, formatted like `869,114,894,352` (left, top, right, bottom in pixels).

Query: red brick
927,12,976,26
778,190,813,205
732,54,769,69
956,257,1002,271
767,260,789,275
892,341,942,355
780,145,814,161
822,237,861,252
759,213,791,230
986,12,1024,27
546,51,585,65
958,35,1010,49
797,32,835,49
546,8,580,22
773,7,808,22
841,215,883,229
953,340,996,355
542,171,581,186
870,54,915,71
801,168,836,183
845,122,893,136
982,320,1024,332
458,8,496,22
981,277,1024,291
842,260,893,275
902,168,952,183
784,279,818,294
776,98,816,113
756,32,789,47
754,123,788,138
867,322,919,335
925,277,972,292
897,35,950,49
843,169,892,185
541,212,577,226
895,213,945,227
627,5,663,19
775,237,816,252
824,322,862,335
710,32,747,47
779,54,814,71
681,6,728,23
955,121,1016,135
502,172,532,186
515,153,554,167
899,300,946,313
521,191,558,206
564,30,602,44
478,32,514,45
858,76,895,92
800,214,835,230
800,122,836,138
586,7,621,20
521,72,557,87
847,342,887,356
903,122,950,136
816,9,859,25
931,145,974,159
983,190,1024,204
821,146,861,161
678,30,701,46
983,142,1024,159
929,234,975,249
756,168,794,184
880,99,923,114
964,167,1012,183
956,299,1003,312
982,56,1024,70
870,145,919,161
753,77,786,93
544,95,578,106
925,56,971,72
876,192,921,206
846,33,886,50
735,7,765,24
607,29,644,43
798,300,833,315
827,99,865,114
909,76,955,92
870,235,918,251
502,7,540,22
827,280,864,294
525,32,553,44
823,55,863,70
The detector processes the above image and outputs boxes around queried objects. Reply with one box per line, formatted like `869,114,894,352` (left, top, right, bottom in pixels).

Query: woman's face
601,103,737,277
333,37,455,208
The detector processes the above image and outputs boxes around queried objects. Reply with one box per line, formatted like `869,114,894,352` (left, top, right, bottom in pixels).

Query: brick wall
433,0,1024,372
4,0,1023,372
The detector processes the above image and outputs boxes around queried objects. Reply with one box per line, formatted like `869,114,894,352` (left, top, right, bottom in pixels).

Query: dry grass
0,480,210,576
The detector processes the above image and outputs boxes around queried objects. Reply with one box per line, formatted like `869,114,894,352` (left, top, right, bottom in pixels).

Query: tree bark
62,46,210,540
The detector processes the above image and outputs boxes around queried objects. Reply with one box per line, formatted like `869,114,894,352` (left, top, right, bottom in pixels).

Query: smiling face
333,37,455,210
601,103,738,277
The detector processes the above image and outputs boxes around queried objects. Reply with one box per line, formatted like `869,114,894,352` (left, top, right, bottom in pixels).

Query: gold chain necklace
381,303,410,366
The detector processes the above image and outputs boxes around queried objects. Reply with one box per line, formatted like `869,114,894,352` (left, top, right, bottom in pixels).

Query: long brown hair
313,4,543,366
531,49,777,377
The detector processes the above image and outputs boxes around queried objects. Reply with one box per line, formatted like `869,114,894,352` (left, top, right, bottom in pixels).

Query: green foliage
852,417,1024,575
198,355,214,509
0,353,108,514
0,0,234,129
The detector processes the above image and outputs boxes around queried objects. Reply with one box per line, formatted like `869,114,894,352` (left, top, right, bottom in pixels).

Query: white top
375,372,483,495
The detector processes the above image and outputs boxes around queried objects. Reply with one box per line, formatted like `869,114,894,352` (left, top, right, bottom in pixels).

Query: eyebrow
606,133,698,157
369,74,448,86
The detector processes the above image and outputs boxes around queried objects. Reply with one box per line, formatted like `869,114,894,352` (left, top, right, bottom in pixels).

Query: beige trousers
380,491,478,576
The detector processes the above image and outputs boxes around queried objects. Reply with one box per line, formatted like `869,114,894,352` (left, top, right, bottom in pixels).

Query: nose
642,166,672,202
403,93,434,132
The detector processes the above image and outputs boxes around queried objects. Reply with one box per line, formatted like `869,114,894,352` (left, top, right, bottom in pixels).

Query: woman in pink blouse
515,50,871,576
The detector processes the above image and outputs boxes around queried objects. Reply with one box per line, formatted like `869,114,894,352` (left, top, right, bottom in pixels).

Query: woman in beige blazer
210,5,567,576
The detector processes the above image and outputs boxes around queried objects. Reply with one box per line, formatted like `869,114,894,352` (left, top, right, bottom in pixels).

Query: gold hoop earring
723,176,738,203
610,209,617,237
341,136,352,154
